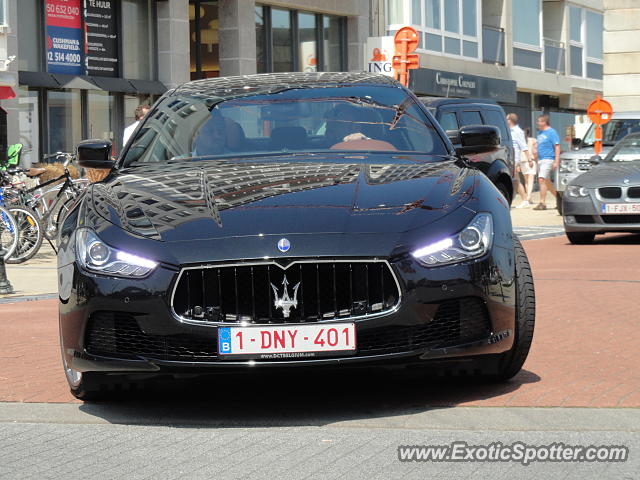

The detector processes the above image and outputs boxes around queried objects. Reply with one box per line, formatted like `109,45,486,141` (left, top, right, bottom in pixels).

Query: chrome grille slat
171,260,401,325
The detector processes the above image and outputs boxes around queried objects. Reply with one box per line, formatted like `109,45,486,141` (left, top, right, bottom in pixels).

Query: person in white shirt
123,104,150,146
507,113,536,208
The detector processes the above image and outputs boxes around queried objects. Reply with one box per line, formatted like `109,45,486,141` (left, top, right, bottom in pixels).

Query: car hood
561,145,614,160
87,154,475,243
572,161,640,187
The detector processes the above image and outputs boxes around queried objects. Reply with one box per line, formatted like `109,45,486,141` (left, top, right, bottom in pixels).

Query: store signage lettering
45,0,119,77
46,0,84,75
84,0,118,77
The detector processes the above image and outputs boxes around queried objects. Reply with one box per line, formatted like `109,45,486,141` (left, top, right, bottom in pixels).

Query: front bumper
59,248,516,376
563,192,640,233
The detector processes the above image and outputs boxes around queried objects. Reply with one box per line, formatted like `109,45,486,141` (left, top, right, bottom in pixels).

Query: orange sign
587,95,613,155
393,27,420,87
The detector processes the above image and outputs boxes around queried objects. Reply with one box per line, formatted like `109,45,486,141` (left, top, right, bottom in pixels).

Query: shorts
518,159,537,175
538,159,555,179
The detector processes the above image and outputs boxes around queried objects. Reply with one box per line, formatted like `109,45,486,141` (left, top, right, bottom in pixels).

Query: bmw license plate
218,323,356,360
601,203,640,214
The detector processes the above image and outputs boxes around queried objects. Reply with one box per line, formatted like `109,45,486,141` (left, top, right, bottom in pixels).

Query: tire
488,237,536,381
496,182,511,205
68,372,110,401
5,207,44,264
45,195,77,241
0,205,19,261
566,231,595,244
556,192,563,215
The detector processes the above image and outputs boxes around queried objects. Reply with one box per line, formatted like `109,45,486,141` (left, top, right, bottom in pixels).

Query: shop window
18,87,41,166
88,91,115,143
190,1,220,80
298,12,317,72
272,9,293,72
256,6,346,73
47,90,82,155
123,0,157,80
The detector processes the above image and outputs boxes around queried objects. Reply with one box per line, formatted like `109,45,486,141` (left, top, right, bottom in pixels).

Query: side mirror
589,154,602,165
456,125,500,156
571,137,582,149
77,139,115,169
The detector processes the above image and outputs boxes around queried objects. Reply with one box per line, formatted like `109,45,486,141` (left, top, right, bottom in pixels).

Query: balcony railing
482,25,505,65
544,38,565,74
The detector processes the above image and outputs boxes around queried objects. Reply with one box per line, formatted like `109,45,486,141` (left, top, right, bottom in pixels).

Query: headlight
411,213,493,267
559,161,575,173
566,185,589,198
76,228,158,277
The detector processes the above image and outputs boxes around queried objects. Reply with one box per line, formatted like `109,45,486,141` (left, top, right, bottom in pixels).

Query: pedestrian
521,126,538,206
533,114,560,210
506,113,535,208
123,104,150,145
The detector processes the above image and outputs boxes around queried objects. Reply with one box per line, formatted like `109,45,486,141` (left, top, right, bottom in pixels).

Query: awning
92,76,138,94
0,86,15,100
19,71,168,95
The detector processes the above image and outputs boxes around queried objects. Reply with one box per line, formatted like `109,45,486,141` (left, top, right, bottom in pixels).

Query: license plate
601,203,640,214
218,323,356,360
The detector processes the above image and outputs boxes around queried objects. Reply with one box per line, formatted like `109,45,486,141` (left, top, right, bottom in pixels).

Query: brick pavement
0,233,638,406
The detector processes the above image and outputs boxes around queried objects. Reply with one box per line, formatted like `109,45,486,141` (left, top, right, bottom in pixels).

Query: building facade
603,0,640,112
0,0,607,166
376,0,604,147
3,0,366,166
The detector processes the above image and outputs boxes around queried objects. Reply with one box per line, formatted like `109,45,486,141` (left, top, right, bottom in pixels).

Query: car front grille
85,311,219,361
598,187,622,199
627,187,640,198
84,298,490,362
601,214,640,224
172,260,401,325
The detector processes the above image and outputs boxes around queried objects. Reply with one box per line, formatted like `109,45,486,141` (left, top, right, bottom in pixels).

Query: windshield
122,86,447,166
582,119,640,147
603,134,640,162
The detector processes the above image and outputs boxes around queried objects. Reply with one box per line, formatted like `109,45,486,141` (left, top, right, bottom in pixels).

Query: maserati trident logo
270,275,300,318
277,238,291,252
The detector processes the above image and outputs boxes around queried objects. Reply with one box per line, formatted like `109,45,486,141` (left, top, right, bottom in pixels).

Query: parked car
420,97,515,204
58,72,535,400
557,112,640,212
563,132,640,244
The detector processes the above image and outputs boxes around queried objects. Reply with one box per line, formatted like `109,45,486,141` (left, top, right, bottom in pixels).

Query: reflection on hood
87,156,474,242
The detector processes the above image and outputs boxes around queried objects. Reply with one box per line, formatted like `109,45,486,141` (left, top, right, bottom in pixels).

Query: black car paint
59,74,516,378
420,98,515,204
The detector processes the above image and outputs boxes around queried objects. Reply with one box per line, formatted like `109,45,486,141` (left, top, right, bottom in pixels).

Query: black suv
420,98,515,204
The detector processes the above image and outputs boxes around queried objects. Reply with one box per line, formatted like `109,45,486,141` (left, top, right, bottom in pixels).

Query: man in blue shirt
534,114,560,210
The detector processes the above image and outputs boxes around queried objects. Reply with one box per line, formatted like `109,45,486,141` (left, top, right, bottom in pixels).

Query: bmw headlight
76,228,158,277
566,185,589,198
411,213,493,267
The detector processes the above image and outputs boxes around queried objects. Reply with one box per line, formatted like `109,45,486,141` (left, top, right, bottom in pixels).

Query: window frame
511,0,543,71
256,5,347,73
387,0,482,62
567,4,603,80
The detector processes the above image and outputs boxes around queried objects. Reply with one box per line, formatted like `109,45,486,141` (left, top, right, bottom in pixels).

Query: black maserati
58,72,535,399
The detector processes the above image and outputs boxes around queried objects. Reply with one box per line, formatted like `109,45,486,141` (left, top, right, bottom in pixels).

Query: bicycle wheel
0,205,19,261
45,194,77,241
5,206,44,264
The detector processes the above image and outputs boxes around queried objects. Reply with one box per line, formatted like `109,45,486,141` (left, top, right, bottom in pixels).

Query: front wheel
0,205,19,261
488,237,536,381
566,231,595,244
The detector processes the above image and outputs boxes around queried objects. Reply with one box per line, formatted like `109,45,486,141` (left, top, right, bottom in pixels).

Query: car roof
170,72,403,98
418,97,500,108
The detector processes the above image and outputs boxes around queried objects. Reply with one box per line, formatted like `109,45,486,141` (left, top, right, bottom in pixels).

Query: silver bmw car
563,133,640,244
